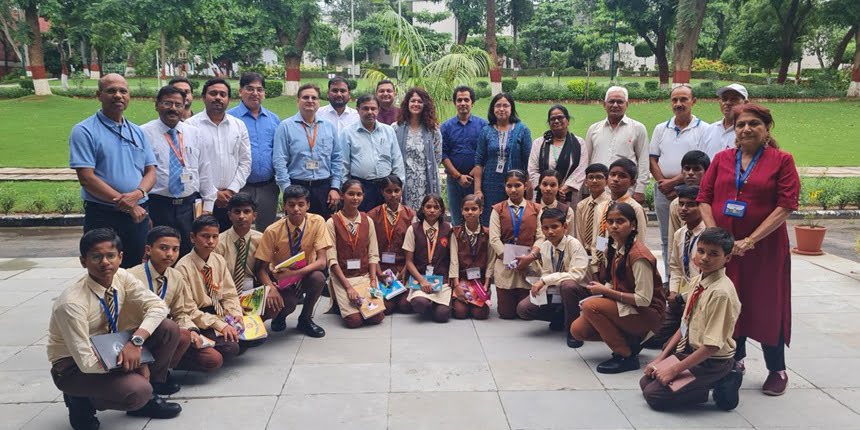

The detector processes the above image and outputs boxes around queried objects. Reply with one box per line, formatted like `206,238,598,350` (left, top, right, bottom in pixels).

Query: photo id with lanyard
466,267,481,280
727,145,764,219
723,200,747,218
381,252,396,264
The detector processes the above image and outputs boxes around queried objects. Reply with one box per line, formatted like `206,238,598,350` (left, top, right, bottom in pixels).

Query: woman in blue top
471,93,532,226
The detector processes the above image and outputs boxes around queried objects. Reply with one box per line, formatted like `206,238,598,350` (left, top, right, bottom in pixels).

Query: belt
150,193,199,206
291,178,331,188
353,175,391,187
84,200,149,211
246,178,275,186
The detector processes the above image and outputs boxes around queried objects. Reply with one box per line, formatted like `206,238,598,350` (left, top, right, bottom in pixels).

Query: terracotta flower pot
792,225,827,256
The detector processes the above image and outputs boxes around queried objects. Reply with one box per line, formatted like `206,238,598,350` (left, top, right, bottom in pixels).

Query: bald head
97,73,130,120
98,73,127,91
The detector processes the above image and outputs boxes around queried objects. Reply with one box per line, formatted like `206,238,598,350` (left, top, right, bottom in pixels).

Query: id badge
346,259,360,270
595,236,609,253
466,267,481,280
180,171,193,184
723,200,747,218
495,160,506,173
425,265,434,276
305,159,320,170
381,252,396,264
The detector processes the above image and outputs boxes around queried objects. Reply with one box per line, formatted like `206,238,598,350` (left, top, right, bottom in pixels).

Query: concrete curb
2,210,859,228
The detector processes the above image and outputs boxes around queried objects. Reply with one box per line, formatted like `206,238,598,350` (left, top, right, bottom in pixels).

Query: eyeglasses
243,86,265,93
549,115,567,123
586,176,606,182
605,99,626,105
158,101,185,109
86,252,120,264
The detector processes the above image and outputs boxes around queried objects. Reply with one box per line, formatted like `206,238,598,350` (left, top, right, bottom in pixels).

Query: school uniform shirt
489,199,544,290
537,235,589,286
187,112,252,192
127,262,195,330
403,220,455,305
255,214,331,270
140,118,217,211
47,270,168,374
326,212,380,317
606,242,655,317
676,268,741,359
538,200,576,237
449,224,489,280
575,192,610,254
667,197,682,262
590,194,648,273
669,220,705,296
175,250,243,332
215,227,263,292
325,212,381,269
649,115,708,179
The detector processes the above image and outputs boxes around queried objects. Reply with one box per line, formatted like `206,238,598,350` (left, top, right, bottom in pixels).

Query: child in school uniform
572,202,665,374
536,169,576,237
404,194,455,323
451,194,492,320
575,163,610,256
641,227,743,411
489,169,544,319
215,192,263,293
666,150,710,264
254,185,331,337
326,180,385,328
367,175,416,315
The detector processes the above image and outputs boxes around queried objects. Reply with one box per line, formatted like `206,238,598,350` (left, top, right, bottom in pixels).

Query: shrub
644,182,655,211
623,82,641,89
264,80,284,97
692,58,732,74
644,81,659,91
475,86,491,100
0,190,15,214
26,195,49,214
18,78,34,90
344,78,358,91
501,78,518,93
0,87,33,99
566,79,587,99
54,191,81,214
476,81,489,89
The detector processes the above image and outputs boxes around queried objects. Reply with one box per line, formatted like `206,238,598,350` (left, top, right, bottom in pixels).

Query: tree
613,0,677,86
486,0,501,94
850,29,860,96
252,0,320,95
1,0,25,65
696,0,736,59
765,0,816,84
498,0,534,67
671,0,709,85
21,1,50,94
306,22,341,66
519,0,579,67
446,0,484,44
725,0,783,72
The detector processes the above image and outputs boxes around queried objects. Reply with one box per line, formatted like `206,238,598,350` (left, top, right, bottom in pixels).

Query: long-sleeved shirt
227,102,281,184
47,269,168,374
187,112,252,192
174,250,243,332
536,235,590,287
527,134,591,193
215,227,263,292
141,118,217,211
585,116,651,194
608,243,654,317
273,113,344,191
127,261,195,330
341,120,404,183
441,114,489,176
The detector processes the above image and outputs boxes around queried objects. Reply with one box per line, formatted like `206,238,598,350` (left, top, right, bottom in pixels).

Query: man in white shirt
142,86,217,256
317,76,359,133
188,78,251,231
585,86,650,203
703,84,749,159
649,84,708,280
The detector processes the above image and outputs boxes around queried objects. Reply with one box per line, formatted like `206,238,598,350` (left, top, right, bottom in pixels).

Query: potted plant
792,214,826,256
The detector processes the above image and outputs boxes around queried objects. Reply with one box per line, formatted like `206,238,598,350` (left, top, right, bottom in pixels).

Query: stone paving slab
0,251,858,429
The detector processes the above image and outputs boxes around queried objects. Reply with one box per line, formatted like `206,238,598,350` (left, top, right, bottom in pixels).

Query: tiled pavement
0,252,859,429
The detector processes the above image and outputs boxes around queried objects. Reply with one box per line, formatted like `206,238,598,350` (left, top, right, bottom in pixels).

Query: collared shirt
589,194,648,274
187,112,252,192
254,214,333,269
402,220,459,279
227,102,281,184
325,211,381,267
574,192,610,254
273,113,344,191
215,227,263,292
448,224,480,279
606,243,654,317
377,104,398,125
585,115,651,194
489,199,545,290
174,250,243,331
441,114,489,175
528,134,591,193
678,268,741,359
668,197,683,260
702,120,736,160
318,104,360,132
69,110,157,204
649,115,709,178
342,120,404,182
141,118,217,211
669,220,706,295
127,261,195,330
538,200,576,236
47,269,168,373
537,235,590,287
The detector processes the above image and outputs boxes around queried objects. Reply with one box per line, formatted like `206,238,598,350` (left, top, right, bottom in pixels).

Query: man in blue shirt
441,86,488,225
228,72,282,232
69,73,157,268
273,83,344,219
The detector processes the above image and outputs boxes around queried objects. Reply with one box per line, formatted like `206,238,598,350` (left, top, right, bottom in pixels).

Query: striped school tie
156,276,166,298
104,289,117,333
202,264,225,316
583,200,596,249
385,206,398,226
233,237,247,292
683,230,693,277
427,226,437,244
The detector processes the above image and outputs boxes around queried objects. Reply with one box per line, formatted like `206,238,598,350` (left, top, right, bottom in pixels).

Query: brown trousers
343,312,385,328
515,281,590,328
571,297,661,357
51,319,180,411
410,297,451,323
640,353,734,410
452,300,490,320
176,328,238,372
496,288,530,320
384,293,412,315
263,270,326,322
649,296,684,348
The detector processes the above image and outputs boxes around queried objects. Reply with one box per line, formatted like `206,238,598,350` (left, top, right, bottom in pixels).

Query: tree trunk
773,0,813,84
655,32,670,87
285,55,301,96
0,13,23,63
848,29,860,97
125,53,136,77
80,39,89,76
671,0,709,85
59,42,69,90
89,46,100,79
830,25,857,70
795,55,802,82
24,3,50,95
160,31,167,84
486,0,501,95
277,19,312,96
457,25,468,45
776,40,793,84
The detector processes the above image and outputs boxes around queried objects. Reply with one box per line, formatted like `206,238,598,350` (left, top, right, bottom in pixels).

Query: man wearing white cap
703,84,749,159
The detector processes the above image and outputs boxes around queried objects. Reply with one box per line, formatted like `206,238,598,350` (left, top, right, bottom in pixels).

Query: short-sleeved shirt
69,111,157,204
649,116,708,178
255,214,332,268
677,268,741,359
441,114,489,175
702,120,736,160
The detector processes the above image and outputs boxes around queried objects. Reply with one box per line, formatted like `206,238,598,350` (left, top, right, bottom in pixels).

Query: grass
0,181,80,214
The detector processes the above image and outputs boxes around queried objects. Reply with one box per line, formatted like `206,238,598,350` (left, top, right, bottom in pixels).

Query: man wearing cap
703,84,749,159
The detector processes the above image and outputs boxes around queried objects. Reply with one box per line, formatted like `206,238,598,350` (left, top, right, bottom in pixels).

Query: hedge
0,87,33,99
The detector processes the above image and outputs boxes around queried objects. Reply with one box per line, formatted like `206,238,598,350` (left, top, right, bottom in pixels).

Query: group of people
50,71,801,429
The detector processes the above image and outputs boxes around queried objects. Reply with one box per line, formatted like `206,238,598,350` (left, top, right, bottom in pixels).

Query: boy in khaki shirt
641,227,743,411
215,192,263,293
574,163,610,256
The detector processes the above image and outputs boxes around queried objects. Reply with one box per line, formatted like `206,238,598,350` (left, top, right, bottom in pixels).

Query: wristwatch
131,335,145,347
136,188,148,199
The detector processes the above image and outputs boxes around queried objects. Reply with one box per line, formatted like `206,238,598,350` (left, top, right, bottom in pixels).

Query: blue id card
724,200,747,218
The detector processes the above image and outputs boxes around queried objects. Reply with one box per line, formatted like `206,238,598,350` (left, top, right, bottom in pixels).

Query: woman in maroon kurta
697,104,800,397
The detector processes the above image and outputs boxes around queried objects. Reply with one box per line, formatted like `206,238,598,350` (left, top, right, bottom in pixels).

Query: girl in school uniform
404,194,454,323
489,169,544,320
571,202,666,374
451,194,492,320
367,175,416,315
536,168,576,237
326,180,384,329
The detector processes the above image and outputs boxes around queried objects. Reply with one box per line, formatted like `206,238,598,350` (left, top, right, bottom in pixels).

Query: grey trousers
241,180,280,233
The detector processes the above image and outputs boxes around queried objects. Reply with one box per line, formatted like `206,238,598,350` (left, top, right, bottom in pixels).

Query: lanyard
97,114,138,148
303,122,319,152
382,205,401,249
425,224,440,263
336,212,360,250
464,226,481,257
599,194,629,235
551,249,565,272
144,263,167,300
286,221,306,255
682,233,700,277
508,205,524,242
163,131,186,166
735,145,764,193
95,290,119,333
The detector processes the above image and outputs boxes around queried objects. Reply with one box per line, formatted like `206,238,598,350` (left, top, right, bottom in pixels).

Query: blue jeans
446,175,474,226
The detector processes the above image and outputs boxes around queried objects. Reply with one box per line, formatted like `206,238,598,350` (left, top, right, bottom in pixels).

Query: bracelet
743,237,755,249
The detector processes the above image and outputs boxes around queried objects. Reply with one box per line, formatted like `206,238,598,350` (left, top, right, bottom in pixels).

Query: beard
330,99,347,108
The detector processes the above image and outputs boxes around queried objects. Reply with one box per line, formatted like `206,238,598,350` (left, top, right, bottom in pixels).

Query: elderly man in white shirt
317,76,360,133
188,78,251,232
585,86,651,203
703,84,749,159
649,84,708,281
142,86,217,256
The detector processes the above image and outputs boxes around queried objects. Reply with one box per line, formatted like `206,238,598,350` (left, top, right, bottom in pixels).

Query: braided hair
602,202,638,284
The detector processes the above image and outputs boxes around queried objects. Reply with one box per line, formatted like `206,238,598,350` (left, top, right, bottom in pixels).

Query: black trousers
355,176,387,213
292,178,334,219
735,331,786,371
148,194,198,257
84,201,149,269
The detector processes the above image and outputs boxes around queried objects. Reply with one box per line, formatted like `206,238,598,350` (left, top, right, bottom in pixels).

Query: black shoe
151,381,181,396
629,338,645,357
713,367,744,410
270,316,287,332
64,394,99,430
596,353,640,374
297,318,326,338
566,333,584,349
126,394,182,419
